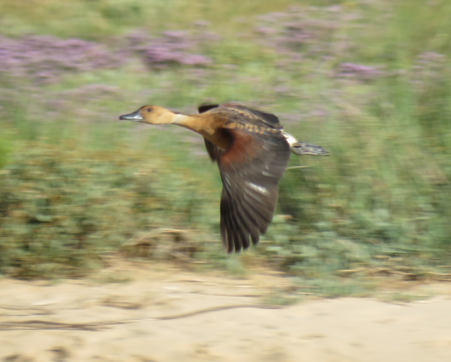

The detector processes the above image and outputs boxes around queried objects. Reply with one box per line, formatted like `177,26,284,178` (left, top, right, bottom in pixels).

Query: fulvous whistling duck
119,103,328,253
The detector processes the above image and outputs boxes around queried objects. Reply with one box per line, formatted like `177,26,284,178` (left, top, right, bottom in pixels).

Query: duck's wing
198,103,283,129
216,126,290,252
198,103,290,252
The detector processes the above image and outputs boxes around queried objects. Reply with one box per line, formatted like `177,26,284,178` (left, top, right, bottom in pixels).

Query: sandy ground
1,262,451,362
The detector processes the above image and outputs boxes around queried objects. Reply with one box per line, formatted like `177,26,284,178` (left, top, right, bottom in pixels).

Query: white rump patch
281,131,299,147
245,181,269,196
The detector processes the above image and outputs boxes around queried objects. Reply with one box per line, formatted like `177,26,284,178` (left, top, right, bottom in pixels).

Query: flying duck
119,103,328,252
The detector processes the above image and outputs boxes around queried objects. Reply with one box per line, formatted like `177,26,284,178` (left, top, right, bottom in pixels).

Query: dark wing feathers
198,103,220,114
221,171,257,252
217,128,290,252
204,138,223,162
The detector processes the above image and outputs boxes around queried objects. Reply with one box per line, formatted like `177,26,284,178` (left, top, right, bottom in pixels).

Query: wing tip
198,103,219,114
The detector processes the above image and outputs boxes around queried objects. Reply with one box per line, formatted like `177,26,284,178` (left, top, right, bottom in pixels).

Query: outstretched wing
198,103,290,252
217,127,290,252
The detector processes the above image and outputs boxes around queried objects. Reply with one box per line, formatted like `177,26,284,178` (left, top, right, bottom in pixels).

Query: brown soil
1,261,451,362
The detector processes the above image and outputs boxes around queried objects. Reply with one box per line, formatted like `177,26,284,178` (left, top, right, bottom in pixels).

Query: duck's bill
119,109,143,121
291,142,329,156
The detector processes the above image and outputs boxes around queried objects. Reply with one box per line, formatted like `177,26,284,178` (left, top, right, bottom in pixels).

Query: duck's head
119,105,177,125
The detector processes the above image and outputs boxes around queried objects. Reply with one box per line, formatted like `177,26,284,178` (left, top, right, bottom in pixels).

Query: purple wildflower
335,63,384,81
410,51,446,91
124,28,215,70
0,35,124,83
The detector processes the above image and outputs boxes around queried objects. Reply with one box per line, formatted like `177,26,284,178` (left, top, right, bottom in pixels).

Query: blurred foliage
0,137,10,170
0,145,217,278
0,0,310,39
0,0,451,293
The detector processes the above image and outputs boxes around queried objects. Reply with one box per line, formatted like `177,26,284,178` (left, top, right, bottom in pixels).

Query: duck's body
120,103,328,252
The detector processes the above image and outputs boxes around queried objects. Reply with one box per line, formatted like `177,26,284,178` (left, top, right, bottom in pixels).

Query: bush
0,144,211,278
0,137,9,170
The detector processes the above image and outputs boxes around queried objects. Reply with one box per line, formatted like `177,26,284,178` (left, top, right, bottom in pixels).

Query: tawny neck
173,114,204,133
173,113,231,150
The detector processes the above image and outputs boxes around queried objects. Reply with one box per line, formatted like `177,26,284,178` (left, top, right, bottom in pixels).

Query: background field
1,0,450,296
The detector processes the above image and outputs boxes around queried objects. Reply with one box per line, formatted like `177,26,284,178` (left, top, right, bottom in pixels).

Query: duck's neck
172,114,203,133
173,113,231,150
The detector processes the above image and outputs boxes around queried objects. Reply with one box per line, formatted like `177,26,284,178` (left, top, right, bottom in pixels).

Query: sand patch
1,263,451,362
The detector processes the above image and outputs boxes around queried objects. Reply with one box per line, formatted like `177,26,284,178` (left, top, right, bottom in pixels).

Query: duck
119,103,328,253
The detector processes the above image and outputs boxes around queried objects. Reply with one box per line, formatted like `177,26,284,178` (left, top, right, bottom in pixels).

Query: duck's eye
147,108,153,113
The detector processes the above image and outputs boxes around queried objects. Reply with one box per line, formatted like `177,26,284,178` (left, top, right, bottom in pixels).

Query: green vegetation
0,0,309,38
0,0,450,295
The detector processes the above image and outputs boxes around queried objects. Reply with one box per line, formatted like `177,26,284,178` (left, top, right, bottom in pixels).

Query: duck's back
198,103,284,130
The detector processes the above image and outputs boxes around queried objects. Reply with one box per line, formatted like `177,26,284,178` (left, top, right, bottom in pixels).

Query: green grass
0,0,314,39
0,0,451,295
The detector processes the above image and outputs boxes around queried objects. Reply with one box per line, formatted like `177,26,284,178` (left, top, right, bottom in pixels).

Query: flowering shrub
0,145,210,278
0,28,216,83
0,35,124,83
125,30,214,69
334,63,384,82
255,6,352,60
